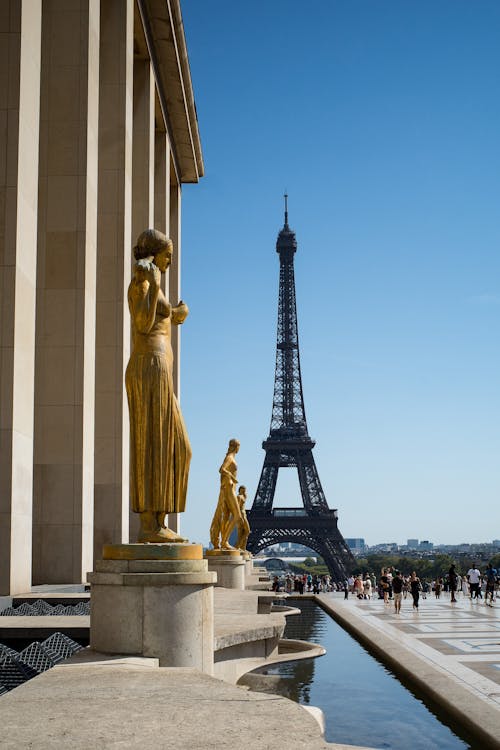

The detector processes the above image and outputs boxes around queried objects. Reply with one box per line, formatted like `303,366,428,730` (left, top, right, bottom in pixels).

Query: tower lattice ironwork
246,197,354,581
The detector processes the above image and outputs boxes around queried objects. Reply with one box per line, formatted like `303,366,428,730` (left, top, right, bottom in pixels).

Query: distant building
419,540,433,550
407,539,419,549
493,540,500,548
345,538,366,552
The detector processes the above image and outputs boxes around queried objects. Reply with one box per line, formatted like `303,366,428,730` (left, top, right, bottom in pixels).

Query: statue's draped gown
210,453,238,547
126,274,191,514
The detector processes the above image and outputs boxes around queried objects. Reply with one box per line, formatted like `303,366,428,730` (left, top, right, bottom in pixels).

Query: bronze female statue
235,485,250,552
209,439,243,550
125,229,191,543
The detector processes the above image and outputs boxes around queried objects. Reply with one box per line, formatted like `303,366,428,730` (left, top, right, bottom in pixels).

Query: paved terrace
0,582,375,750
317,591,500,749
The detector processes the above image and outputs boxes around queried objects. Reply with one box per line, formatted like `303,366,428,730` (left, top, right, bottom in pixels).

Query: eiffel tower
246,196,354,581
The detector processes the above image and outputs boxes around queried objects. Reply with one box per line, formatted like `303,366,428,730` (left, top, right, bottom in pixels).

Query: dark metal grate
0,644,20,659
0,600,90,617
0,655,38,691
41,632,83,662
19,642,56,673
0,632,84,695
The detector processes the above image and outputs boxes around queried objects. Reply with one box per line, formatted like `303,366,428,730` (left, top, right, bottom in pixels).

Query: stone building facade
0,0,203,595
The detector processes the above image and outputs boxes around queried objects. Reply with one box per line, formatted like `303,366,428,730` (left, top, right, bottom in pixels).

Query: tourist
363,575,372,600
392,570,404,614
380,568,389,604
343,579,349,599
410,571,421,610
467,564,481,601
434,577,442,599
353,575,364,599
461,575,470,598
387,567,393,600
403,575,410,599
448,564,458,603
484,563,497,606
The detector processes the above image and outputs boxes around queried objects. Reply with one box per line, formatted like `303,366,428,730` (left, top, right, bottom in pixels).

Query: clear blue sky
178,1,500,547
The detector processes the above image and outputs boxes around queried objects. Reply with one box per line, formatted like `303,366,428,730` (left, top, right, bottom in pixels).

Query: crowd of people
270,562,499,610
271,573,342,594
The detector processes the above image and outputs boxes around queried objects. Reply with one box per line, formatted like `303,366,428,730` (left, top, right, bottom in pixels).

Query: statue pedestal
205,550,245,590
245,558,255,576
88,543,216,674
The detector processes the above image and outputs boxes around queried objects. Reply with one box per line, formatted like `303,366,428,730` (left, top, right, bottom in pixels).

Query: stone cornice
137,0,204,184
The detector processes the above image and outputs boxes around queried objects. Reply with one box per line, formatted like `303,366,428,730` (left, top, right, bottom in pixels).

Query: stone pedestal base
205,553,246,590
245,558,256,576
88,544,216,674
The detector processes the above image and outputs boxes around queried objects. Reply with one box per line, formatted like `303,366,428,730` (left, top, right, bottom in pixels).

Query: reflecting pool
254,599,480,750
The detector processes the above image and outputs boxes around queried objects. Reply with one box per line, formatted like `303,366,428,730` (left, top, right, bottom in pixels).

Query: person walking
392,570,404,614
448,564,458,603
380,569,389,604
434,577,442,599
363,575,372,600
410,571,421,610
484,563,497,606
467,564,481,601
461,574,470,598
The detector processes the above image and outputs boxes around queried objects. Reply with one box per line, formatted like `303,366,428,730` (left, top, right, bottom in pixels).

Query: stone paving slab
317,592,500,750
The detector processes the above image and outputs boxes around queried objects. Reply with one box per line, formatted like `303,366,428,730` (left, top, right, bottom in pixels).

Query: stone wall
0,0,203,595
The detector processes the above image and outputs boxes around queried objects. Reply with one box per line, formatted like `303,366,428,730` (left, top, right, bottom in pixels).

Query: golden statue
125,229,191,543
235,485,251,552
209,439,243,550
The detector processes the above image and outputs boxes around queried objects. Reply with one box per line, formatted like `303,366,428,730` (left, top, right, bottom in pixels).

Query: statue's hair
133,228,172,260
228,438,240,451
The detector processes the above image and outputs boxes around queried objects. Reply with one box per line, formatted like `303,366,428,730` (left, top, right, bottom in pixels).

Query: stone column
93,0,134,559
167,177,181,534
154,130,170,236
169,178,181,397
0,0,42,596
129,54,155,542
32,0,100,585
131,57,154,246
154,130,170,296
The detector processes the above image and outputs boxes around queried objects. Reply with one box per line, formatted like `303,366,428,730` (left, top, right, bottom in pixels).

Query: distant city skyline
179,1,500,547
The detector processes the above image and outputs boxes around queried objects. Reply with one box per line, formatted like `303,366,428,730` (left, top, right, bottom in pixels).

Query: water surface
255,599,478,750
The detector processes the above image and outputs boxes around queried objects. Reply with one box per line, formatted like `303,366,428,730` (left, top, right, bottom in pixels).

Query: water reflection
252,599,479,750
267,597,326,704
